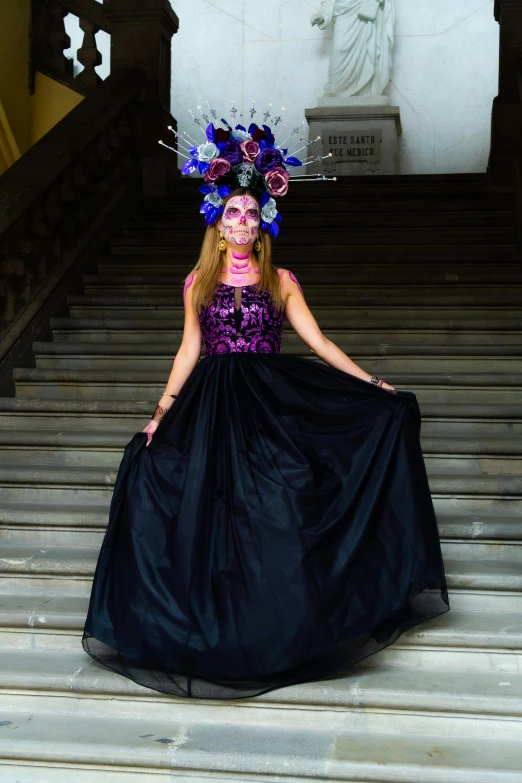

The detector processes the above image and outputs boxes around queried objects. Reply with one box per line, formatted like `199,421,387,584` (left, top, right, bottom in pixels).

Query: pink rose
240,140,260,164
265,166,290,197
204,157,231,182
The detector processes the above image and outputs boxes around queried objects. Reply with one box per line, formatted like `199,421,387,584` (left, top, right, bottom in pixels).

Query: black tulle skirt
82,352,450,699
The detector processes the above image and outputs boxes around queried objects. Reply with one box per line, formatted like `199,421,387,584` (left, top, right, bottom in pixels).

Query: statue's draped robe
318,0,395,97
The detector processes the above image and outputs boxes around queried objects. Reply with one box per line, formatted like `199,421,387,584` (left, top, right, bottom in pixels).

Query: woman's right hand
142,419,158,446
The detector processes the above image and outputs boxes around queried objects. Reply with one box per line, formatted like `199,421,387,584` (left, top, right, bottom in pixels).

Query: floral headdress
159,101,334,238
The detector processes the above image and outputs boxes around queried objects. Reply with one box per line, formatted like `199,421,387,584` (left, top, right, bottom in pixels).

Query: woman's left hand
380,381,397,394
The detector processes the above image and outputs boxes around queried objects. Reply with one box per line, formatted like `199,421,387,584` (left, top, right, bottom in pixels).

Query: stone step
99,257,521,272
142,196,512,214
93,266,522,285
66,296,522,322
1,498,520,542
2,422,522,454
113,225,517,245
2,584,521,648
108,243,521,261
1,466,521,499
19,353,522,379
1,707,521,783
1,397,521,420
0,416,522,440
0,543,521,595
81,281,522,306
12,369,522,404
48,322,522,348
0,502,108,546
0,439,520,481
32,341,522,371
123,209,514,229
66,312,522,333
0,501,520,551
3,648,522,725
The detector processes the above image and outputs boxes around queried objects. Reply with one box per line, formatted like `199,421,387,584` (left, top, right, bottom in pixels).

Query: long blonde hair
186,187,283,314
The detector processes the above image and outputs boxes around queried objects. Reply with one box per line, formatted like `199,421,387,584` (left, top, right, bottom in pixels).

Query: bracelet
370,375,384,387
151,393,178,423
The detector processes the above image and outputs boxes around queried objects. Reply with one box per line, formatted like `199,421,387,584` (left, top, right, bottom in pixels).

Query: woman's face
219,195,260,247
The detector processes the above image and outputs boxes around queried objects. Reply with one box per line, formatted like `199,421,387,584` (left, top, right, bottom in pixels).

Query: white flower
261,197,278,223
231,129,251,142
204,190,223,207
197,142,219,162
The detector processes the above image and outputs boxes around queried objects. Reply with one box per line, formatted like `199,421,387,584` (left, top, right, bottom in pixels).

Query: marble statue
311,0,396,99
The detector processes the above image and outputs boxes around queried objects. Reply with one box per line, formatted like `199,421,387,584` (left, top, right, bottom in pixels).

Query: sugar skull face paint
220,196,260,246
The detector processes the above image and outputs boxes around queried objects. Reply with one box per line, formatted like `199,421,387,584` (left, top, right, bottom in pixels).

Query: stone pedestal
304,104,402,177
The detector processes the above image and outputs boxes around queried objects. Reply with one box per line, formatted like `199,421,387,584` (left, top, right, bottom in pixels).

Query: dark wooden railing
31,0,110,95
0,68,145,361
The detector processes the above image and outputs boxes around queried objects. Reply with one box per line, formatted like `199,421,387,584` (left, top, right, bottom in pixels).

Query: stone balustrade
31,0,111,95
0,68,145,350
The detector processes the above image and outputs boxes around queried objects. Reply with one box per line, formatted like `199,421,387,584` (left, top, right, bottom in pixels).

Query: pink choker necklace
231,251,251,260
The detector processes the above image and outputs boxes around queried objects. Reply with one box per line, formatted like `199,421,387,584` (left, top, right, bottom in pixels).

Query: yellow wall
0,0,31,165
31,72,83,146
0,0,84,174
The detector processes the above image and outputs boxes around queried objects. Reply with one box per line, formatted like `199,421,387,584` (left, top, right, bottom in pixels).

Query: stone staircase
1,174,522,781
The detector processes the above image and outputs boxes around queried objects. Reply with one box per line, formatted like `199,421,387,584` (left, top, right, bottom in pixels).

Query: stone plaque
324,129,382,164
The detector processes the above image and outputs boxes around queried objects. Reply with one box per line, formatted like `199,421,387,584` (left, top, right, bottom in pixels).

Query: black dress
82,276,450,699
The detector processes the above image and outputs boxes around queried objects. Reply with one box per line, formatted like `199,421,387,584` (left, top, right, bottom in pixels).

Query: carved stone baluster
46,0,73,78
76,16,102,90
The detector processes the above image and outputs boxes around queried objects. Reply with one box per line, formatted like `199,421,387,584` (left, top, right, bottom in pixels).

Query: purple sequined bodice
198,282,285,356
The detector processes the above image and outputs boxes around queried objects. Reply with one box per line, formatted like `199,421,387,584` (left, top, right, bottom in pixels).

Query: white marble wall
168,0,499,175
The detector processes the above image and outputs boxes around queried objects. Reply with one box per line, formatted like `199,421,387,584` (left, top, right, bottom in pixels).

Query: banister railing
31,0,111,95
0,67,146,347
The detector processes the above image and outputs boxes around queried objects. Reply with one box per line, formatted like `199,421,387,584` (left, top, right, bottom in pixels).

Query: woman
82,122,449,701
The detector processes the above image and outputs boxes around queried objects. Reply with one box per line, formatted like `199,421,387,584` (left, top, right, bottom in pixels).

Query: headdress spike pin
182,129,199,146
278,120,305,148
158,140,193,160
287,135,321,155
166,127,193,154
296,152,333,168
188,109,207,137
273,107,285,127
205,100,218,120
197,104,210,124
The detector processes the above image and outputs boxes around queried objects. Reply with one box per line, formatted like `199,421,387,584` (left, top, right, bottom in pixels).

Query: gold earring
254,237,261,252
218,232,227,252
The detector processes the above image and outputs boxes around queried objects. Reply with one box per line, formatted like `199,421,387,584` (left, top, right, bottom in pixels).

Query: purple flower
255,147,284,174
220,142,243,166
240,140,260,164
204,157,231,183
265,166,290,197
